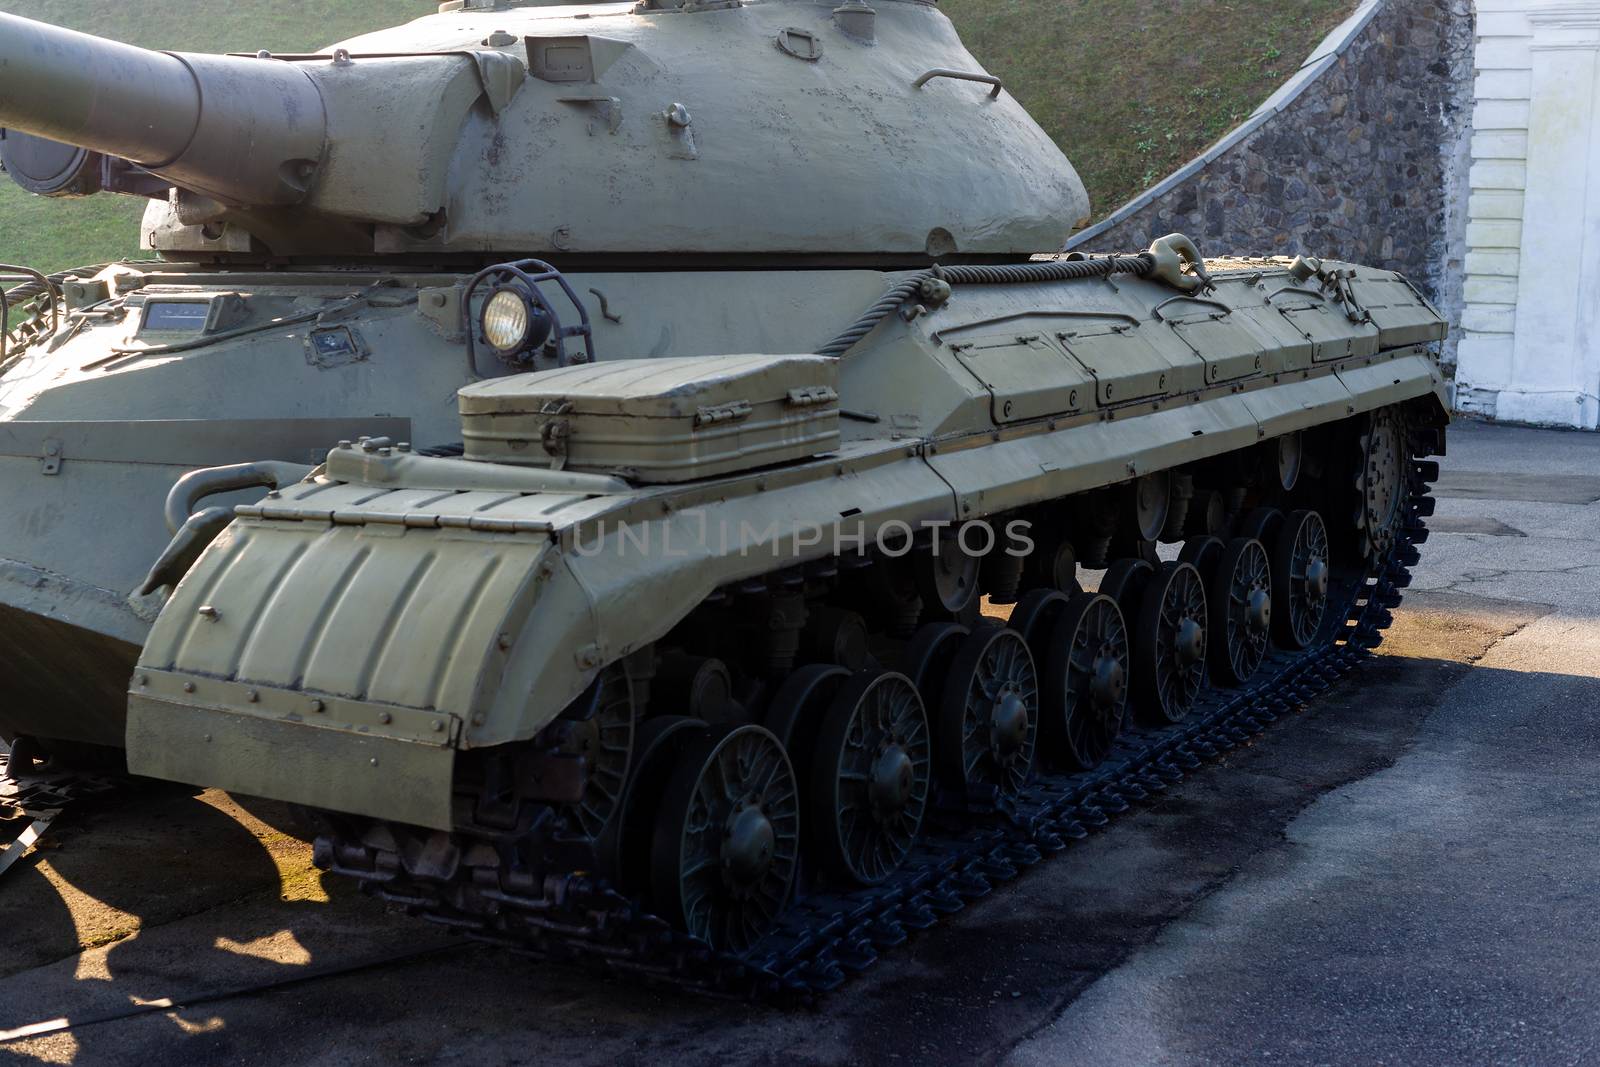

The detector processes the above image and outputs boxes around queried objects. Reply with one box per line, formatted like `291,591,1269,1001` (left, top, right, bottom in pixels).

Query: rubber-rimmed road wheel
1272,509,1331,650
650,723,800,952
1040,592,1130,770
936,627,1038,795
1208,537,1272,686
1131,562,1208,725
809,670,930,886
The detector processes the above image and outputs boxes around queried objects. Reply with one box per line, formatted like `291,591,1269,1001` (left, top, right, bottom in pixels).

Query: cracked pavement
2,420,1598,1066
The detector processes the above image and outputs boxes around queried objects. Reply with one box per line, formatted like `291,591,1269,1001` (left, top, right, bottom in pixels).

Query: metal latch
786,385,839,408
540,400,574,470
40,438,61,476
695,400,753,427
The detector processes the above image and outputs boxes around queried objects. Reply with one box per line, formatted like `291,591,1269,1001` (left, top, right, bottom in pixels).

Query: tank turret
1,2,1089,258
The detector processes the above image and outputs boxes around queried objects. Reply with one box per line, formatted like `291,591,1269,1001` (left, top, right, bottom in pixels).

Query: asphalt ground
2,419,1597,1066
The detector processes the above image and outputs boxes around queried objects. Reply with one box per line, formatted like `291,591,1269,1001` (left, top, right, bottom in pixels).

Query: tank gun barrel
0,13,325,205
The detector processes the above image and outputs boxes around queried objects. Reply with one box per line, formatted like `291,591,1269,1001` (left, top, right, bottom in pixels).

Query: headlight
482,287,534,354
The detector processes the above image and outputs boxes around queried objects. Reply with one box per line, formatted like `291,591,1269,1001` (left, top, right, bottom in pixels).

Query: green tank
1,1,1447,990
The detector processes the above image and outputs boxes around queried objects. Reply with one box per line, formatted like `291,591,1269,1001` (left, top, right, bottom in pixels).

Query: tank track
0,751,120,878
0,754,118,819
318,430,1439,1003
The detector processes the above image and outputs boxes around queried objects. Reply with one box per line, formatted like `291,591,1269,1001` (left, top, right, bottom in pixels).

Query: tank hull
125,256,1450,823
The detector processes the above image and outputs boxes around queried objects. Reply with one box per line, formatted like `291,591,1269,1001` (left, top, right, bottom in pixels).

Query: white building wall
1456,1,1600,429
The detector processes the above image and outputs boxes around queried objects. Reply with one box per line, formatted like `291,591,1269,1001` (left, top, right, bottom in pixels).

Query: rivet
247,689,260,703
204,734,212,742
497,632,513,651
379,711,393,724
370,757,380,767
183,681,196,693
311,698,325,713
137,675,148,687
432,720,445,732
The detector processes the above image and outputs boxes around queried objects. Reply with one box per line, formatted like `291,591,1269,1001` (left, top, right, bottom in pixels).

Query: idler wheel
808,670,931,886
649,723,799,952
1131,562,1209,725
936,627,1038,795
1272,509,1331,650
568,675,636,838
1040,592,1130,770
1208,537,1273,686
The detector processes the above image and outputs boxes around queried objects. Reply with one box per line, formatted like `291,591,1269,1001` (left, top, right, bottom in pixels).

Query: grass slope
940,0,1352,221
0,0,1350,274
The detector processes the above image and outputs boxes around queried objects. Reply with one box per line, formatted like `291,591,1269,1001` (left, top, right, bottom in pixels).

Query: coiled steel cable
818,253,1154,359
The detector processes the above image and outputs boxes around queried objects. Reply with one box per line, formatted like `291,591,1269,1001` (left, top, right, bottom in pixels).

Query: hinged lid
459,355,838,418
457,354,841,483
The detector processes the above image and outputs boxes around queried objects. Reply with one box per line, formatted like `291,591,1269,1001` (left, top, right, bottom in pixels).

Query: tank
2,2,1448,991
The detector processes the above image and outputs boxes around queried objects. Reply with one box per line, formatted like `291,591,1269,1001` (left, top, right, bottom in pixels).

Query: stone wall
1067,0,1476,368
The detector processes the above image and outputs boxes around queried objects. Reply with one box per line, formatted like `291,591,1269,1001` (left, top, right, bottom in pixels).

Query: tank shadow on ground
12,634,1587,1065
0,785,407,1064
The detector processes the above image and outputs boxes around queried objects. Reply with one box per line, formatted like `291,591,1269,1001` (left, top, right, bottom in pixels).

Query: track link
319,433,1440,1003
